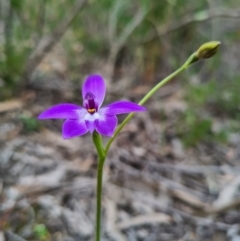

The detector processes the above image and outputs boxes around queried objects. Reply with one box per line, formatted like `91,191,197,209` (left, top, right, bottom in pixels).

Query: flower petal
85,120,97,133
82,74,106,107
62,119,88,139
96,115,117,136
101,101,146,115
38,104,82,119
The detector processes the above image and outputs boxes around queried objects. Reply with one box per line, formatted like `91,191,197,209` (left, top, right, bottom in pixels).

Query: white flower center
84,112,100,122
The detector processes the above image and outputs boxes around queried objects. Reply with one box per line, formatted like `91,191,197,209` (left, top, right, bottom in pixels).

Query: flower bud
195,41,221,60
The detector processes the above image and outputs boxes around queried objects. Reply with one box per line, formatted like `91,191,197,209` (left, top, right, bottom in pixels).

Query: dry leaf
0,99,23,113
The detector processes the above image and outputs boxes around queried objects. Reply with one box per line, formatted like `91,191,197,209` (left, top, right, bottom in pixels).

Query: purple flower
38,74,146,139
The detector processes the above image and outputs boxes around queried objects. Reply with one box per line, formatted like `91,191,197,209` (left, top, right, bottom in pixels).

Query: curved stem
105,53,196,154
91,43,218,240
92,52,196,240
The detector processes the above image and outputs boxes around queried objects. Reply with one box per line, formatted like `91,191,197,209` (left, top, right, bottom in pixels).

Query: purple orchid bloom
38,74,146,139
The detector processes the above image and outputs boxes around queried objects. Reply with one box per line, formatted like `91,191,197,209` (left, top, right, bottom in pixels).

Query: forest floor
1,81,240,241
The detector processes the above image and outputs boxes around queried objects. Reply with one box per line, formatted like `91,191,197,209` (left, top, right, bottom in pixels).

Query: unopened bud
195,41,221,60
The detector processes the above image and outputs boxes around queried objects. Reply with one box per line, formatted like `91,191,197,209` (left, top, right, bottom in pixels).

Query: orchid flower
38,74,146,138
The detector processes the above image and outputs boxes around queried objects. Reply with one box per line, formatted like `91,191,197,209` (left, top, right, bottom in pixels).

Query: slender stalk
95,157,105,241
105,53,196,154
92,132,106,241
91,42,219,240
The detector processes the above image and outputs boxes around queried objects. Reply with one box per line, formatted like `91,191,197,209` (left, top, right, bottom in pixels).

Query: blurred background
0,0,240,240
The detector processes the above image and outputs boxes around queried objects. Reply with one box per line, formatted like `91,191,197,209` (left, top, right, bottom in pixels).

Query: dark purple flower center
84,92,97,114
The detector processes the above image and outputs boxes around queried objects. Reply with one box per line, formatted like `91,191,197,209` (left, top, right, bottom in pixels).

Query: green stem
91,42,219,239
92,52,196,240
92,132,106,241
95,156,105,241
105,53,196,154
